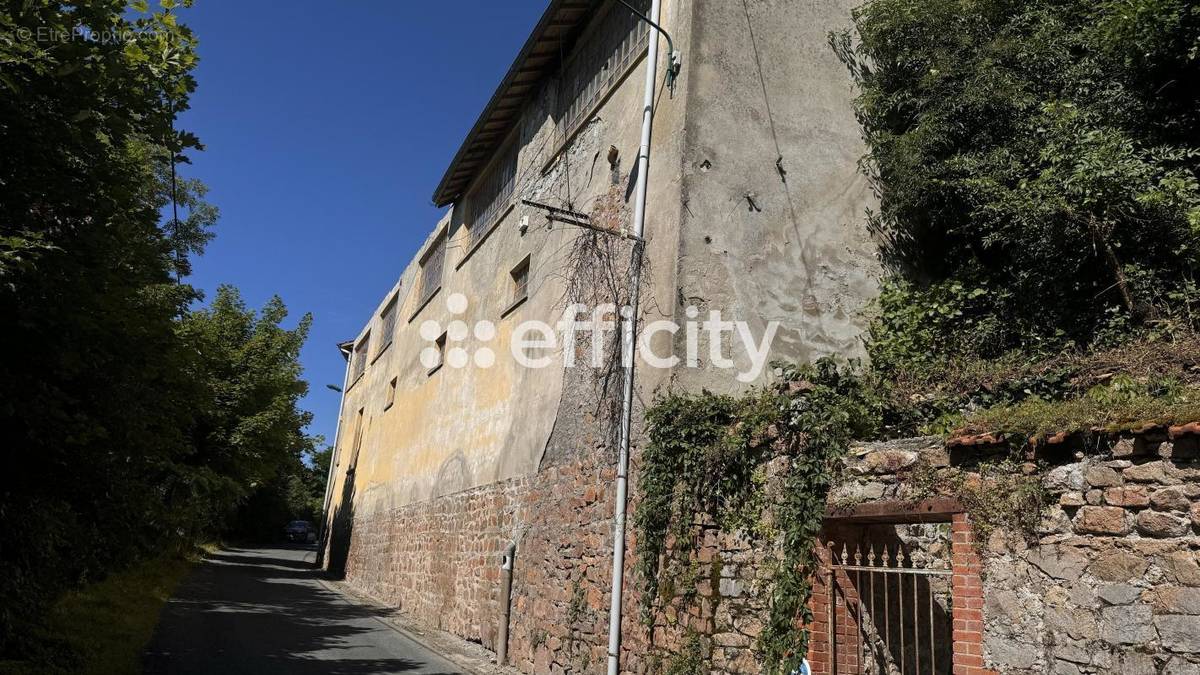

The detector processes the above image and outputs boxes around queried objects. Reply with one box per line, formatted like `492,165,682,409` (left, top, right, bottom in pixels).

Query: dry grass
889,331,1200,404
0,552,197,675
959,386,1200,438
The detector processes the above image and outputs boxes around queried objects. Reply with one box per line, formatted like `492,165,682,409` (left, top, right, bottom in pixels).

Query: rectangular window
348,407,365,473
511,255,530,304
377,296,397,357
384,376,397,411
351,333,370,383
558,0,650,136
428,332,446,376
418,232,446,306
463,142,517,249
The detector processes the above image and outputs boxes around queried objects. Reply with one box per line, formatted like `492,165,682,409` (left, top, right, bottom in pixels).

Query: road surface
144,545,463,674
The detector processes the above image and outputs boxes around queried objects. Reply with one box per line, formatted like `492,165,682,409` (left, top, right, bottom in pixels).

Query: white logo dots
419,293,496,370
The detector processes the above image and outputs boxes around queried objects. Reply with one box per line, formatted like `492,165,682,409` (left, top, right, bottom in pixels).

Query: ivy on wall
634,359,881,674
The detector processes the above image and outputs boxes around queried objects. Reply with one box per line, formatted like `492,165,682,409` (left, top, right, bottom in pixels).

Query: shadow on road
144,545,461,674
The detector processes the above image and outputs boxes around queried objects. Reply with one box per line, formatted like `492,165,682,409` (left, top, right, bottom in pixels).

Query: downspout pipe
607,1,663,673
497,541,517,665
318,342,354,549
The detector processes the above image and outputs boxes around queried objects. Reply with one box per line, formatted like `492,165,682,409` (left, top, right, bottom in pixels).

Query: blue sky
179,1,547,447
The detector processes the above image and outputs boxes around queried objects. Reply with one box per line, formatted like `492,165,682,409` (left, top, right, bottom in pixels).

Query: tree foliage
0,2,320,658
832,0,1200,371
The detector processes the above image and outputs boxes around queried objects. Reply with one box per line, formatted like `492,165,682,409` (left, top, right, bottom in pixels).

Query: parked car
284,520,316,543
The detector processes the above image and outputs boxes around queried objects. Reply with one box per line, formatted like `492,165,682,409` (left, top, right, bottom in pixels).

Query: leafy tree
0,2,316,659
0,0,206,652
833,0,1200,374
176,286,316,538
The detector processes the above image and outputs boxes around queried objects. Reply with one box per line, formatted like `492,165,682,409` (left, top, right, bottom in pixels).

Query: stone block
1149,586,1200,614
1165,656,1200,674
1074,506,1130,535
1118,650,1160,675
985,633,1039,670
861,448,919,474
1060,491,1086,507
1111,437,1138,458
1097,583,1143,606
1046,464,1085,492
1052,643,1090,664
1163,551,1200,586
1089,549,1149,581
1100,604,1156,644
1125,461,1168,483
1029,545,1089,580
1152,486,1196,512
1157,615,1200,653
1106,485,1151,507
1086,465,1124,487
1038,506,1074,535
1046,603,1098,640
1137,510,1192,538
1052,659,1081,675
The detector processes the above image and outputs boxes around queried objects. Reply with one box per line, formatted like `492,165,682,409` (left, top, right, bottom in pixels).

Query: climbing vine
634,358,882,674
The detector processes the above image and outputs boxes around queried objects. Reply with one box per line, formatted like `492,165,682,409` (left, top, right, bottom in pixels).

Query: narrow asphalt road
144,545,463,674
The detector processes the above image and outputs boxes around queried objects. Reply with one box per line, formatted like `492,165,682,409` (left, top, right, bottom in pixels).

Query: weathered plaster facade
322,0,880,671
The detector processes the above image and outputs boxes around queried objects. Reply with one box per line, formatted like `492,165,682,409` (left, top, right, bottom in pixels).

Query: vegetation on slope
637,1,1200,671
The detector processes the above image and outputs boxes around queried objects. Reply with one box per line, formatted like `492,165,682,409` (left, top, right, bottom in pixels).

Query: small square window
384,376,397,411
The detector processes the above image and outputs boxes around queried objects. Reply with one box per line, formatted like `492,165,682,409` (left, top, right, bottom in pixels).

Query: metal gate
827,543,952,675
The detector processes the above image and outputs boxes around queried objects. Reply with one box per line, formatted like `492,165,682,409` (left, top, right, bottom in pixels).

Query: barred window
558,0,650,136
378,296,397,356
351,333,370,383
464,142,517,248
418,232,446,305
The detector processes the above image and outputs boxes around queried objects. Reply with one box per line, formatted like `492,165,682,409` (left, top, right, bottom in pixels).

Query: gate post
807,542,834,675
950,512,989,675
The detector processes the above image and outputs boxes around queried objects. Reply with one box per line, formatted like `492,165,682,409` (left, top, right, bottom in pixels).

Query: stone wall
834,427,1200,675
982,430,1200,675
340,424,1200,675
340,445,779,675
342,450,642,674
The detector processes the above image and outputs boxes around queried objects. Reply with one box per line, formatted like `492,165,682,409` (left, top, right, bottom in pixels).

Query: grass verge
0,551,198,675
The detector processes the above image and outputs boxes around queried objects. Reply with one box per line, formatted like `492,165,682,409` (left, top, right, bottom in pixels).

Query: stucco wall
672,0,880,392
324,0,692,523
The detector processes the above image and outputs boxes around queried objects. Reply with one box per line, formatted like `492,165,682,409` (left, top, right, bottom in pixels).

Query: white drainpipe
607,1,662,672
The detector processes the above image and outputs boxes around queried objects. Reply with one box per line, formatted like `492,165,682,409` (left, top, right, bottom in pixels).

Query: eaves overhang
431,0,600,207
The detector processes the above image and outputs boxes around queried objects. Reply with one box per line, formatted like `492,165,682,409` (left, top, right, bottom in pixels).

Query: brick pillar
807,553,832,675
807,543,863,675
950,513,993,675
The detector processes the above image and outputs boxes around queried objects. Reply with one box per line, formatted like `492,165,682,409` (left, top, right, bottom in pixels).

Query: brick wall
343,452,659,673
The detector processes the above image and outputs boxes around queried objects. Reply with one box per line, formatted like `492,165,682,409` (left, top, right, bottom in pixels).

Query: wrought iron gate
827,543,952,675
